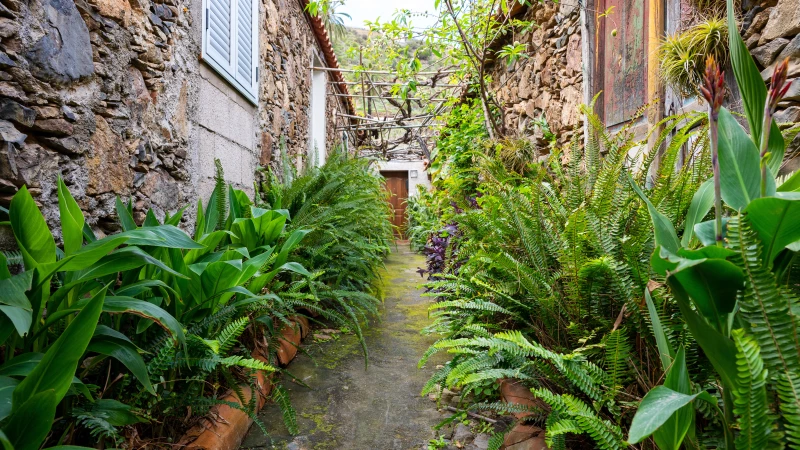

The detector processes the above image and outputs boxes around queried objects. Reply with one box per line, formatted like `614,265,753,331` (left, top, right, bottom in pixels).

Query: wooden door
595,0,649,126
381,171,409,240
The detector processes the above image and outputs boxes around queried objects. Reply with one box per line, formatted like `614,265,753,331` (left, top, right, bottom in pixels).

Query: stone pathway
240,244,449,450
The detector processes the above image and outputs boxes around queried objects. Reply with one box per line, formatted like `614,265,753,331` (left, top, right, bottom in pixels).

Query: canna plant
628,1,799,447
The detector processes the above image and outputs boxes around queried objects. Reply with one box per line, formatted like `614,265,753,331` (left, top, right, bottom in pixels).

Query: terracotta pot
498,378,548,419
276,320,303,366
179,317,308,450
502,423,548,450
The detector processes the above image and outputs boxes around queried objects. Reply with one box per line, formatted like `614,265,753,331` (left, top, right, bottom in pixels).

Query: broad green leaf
201,260,244,302
12,288,104,410
629,386,700,445
57,177,84,256
0,271,32,310
669,256,744,332
274,229,311,268
669,281,739,390
0,376,18,421
778,170,800,192
102,297,185,343
9,186,56,269
0,307,30,338
644,289,674,372
717,108,764,210
3,389,57,450
628,174,680,254
654,348,694,450
54,235,130,274
726,0,768,149
682,179,714,247
115,197,137,231
694,218,730,247
745,196,800,263
88,326,155,395
73,247,187,282
194,199,207,239
766,121,785,176
0,353,43,377
123,225,204,249
0,254,9,280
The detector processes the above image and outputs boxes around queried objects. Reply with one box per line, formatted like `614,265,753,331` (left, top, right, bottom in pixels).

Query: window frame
201,0,259,104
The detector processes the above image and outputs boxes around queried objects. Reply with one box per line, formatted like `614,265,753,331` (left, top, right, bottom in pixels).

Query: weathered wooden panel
600,0,649,126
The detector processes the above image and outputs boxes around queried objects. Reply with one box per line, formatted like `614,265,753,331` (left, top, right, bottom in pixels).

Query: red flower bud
700,56,726,118
768,58,793,115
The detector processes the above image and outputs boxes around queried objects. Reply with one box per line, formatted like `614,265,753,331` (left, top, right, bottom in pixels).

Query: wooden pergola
313,65,465,161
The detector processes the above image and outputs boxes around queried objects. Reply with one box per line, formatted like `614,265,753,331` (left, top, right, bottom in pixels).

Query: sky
339,0,439,29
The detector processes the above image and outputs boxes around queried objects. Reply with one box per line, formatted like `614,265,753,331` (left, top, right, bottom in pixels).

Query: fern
777,372,800,449
214,158,227,231
532,388,625,450
272,385,298,435
217,317,249,355
731,329,771,450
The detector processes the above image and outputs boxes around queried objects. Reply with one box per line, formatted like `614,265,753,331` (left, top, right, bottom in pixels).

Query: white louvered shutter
203,0,258,102
205,0,233,72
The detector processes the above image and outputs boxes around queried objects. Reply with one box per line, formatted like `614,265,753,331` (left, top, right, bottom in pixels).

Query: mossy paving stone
240,245,448,450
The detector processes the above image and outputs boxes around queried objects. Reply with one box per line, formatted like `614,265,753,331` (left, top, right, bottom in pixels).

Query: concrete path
241,244,445,450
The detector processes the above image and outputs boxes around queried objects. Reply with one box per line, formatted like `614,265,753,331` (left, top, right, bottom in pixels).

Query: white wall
310,61,328,167
376,160,432,197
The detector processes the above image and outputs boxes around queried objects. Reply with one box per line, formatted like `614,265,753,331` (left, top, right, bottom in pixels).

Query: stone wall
0,0,347,237
485,2,583,150
485,0,799,157
743,0,800,160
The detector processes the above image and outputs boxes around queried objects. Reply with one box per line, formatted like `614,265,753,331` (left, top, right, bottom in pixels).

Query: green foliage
627,4,800,447
0,143,391,446
418,95,710,448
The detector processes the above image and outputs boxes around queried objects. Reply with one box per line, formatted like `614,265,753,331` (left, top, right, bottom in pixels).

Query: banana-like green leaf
717,108,769,210
668,280,739,390
274,229,311,268
0,271,32,310
694,218,730,247
201,260,244,302
629,385,701,445
101,297,185,344
88,326,155,395
0,376,18,422
123,225,204,249
74,247,187,282
0,353,42,377
644,289,674,372
12,288,104,410
9,186,56,270
682,179,715,247
3,389,57,450
669,255,744,332
779,170,800,193
725,0,761,136
745,195,800,263
653,348,694,450
115,197,137,232
628,174,680,254
57,177,84,256
0,307,30,339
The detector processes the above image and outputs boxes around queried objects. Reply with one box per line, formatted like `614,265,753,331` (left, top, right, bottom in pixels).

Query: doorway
381,171,409,240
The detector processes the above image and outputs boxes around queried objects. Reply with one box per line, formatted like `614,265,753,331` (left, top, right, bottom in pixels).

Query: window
202,0,258,103
309,58,327,167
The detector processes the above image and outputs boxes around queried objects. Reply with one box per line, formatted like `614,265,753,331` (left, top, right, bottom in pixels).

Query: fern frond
732,329,771,450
